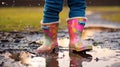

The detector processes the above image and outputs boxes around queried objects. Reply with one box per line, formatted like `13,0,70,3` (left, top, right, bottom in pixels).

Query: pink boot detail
67,17,92,52
37,23,59,53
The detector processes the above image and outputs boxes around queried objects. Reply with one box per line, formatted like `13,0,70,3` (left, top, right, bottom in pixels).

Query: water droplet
13,0,15,3
38,4,40,6
6,4,8,6
2,2,5,5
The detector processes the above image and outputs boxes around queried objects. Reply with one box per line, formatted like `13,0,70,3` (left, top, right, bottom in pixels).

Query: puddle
0,27,120,67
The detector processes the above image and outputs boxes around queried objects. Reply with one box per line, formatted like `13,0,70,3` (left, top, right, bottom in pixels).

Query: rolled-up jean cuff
40,20,60,25
66,17,87,22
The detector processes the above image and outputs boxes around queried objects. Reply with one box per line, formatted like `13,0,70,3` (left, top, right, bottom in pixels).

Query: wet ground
0,12,120,67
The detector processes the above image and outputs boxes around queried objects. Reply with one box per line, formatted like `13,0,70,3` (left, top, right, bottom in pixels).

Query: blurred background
0,0,120,7
0,0,120,32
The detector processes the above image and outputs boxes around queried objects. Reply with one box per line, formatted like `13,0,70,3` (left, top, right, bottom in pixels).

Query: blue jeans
43,0,86,23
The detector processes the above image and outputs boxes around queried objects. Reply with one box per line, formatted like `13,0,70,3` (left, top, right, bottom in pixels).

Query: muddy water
0,27,120,67
1,11,120,67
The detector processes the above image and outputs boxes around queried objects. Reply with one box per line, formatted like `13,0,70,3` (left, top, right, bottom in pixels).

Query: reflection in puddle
44,47,92,67
58,49,70,67
0,26,120,67
32,47,119,67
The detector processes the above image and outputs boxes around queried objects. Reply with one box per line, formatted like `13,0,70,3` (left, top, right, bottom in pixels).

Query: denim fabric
43,0,86,23
67,0,86,18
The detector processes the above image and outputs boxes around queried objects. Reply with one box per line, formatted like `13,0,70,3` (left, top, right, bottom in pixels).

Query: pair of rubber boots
37,17,92,53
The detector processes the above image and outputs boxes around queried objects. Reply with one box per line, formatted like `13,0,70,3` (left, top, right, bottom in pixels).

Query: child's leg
67,0,92,52
43,0,64,23
37,0,63,53
67,0,86,18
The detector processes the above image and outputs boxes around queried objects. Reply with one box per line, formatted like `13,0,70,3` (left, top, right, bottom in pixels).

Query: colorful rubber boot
37,23,59,53
67,17,92,52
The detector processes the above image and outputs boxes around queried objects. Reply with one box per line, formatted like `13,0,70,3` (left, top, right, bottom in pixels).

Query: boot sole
70,46,92,52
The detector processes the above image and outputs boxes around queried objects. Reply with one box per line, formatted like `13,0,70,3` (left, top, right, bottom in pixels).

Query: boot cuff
66,17,87,22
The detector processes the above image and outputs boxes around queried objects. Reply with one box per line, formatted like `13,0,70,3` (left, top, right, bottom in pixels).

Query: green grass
0,7,43,32
87,6,120,12
0,6,120,32
0,7,69,32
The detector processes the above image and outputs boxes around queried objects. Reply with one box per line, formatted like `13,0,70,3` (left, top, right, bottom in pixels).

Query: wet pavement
0,12,120,67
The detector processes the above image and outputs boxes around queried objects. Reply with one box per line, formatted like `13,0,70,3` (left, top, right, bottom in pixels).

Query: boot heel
51,47,59,53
